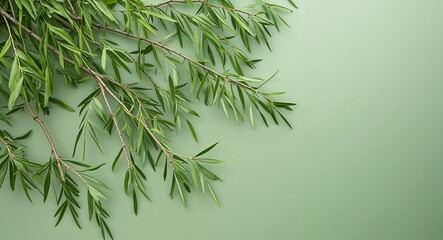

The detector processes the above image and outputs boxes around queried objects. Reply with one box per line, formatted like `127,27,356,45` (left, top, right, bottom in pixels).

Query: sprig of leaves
0,0,296,239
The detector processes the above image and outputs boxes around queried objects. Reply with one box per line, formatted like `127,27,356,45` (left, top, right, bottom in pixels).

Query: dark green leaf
186,120,198,142
207,182,221,207
132,190,138,215
111,147,124,171
195,142,218,157
43,170,51,202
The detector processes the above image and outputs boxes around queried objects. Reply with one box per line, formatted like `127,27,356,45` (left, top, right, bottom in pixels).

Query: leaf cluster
0,0,296,238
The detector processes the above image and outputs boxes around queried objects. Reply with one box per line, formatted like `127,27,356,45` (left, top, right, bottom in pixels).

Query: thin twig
58,9,262,94
98,83,133,168
0,7,92,181
139,117,176,170
61,9,270,101
60,161,89,185
90,23,263,94
0,136,15,160
23,98,65,181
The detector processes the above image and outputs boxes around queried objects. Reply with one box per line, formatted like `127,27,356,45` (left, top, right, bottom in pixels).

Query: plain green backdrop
1,0,443,239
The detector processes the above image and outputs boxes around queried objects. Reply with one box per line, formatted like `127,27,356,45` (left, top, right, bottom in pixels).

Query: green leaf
43,170,51,202
249,105,255,128
72,125,84,157
133,163,147,180
81,174,110,190
195,142,219,157
134,177,151,201
163,158,168,180
54,201,68,226
0,161,7,188
58,44,64,68
44,67,51,106
147,152,155,171
102,219,114,240
101,48,107,70
135,121,144,152
132,190,138,215
168,76,176,103
277,110,293,129
143,9,178,23
237,76,263,82
91,0,118,23
169,173,176,197
186,120,198,142
14,130,32,140
200,172,205,194
87,192,94,220
20,173,33,203
287,0,298,8
189,161,199,189
180,105,200,117
137,16,157,34
78,162,106,172
195,158,225,164
111,147,124,171
49,97,75,112
220,99,229,119
48,24,75,45
0,38,11,59
8,58,23,110
174,174,186,206
237,86,245,111
124,170,130,194
230,12,255,36
88,186,107,201
206,182,221,207
197,164,222,181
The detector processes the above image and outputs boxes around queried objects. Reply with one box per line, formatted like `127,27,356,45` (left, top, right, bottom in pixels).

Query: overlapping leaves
0,0,296,239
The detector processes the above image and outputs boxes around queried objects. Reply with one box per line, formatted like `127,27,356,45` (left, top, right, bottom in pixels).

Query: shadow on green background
1,1,442,239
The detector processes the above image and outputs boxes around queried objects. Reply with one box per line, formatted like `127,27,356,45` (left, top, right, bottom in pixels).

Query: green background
1,0,443,239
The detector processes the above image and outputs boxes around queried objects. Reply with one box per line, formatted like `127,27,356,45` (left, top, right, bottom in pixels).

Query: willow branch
62,9,270,100
90,23,264,95
101,80,176,169
1,5,196,172
61,161,89,185
139,117,176,170
0,6,141,119
23,98,65,181
0,6,127,181
98,83,132,168
58,10,262,94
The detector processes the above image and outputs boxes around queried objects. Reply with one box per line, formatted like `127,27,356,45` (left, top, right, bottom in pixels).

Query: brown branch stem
98,83,133,169
60,8,269,101
90,23,262,95
23,99,65,181
0,136,15,160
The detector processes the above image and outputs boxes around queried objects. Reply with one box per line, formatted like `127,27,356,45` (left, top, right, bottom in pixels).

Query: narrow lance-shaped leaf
0,38,11,58
8,58,23,110
186,120,198,142
195,142,219,157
